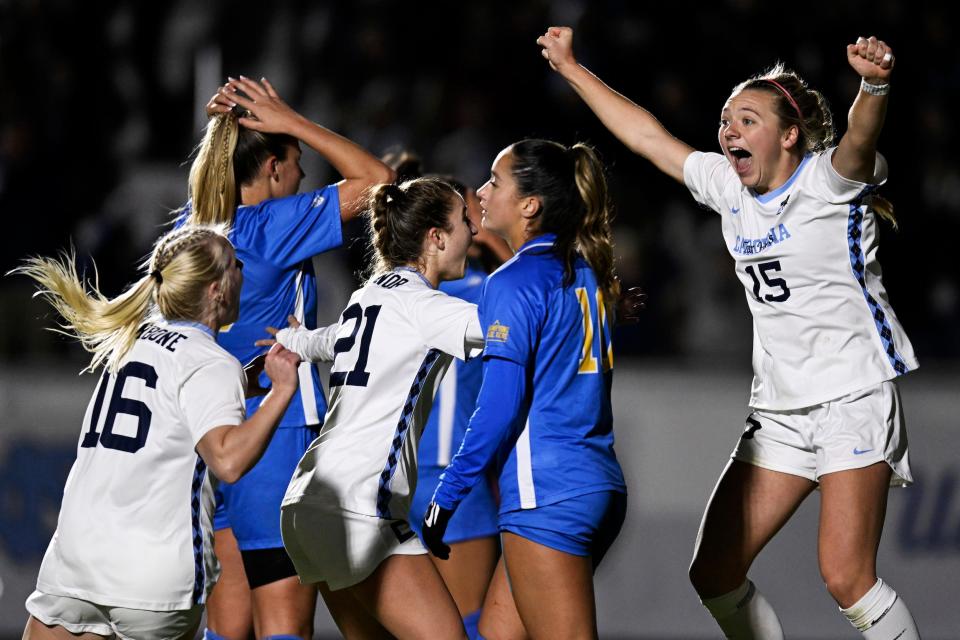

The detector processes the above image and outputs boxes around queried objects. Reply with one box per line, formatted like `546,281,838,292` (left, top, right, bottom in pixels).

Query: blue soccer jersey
176,186,342,428
434,234,626,513
418,264,486,468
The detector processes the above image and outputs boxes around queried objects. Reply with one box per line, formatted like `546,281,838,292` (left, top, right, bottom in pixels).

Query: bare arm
222,77,395,222
537,27,694,183
195,343,301,483
832,36,894,183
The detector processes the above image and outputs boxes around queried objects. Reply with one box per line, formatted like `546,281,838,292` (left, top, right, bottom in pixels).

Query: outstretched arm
222,76,395,221
832,36,894,183
537,26,694,183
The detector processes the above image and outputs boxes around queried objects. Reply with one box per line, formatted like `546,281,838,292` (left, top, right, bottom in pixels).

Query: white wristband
861,78,890,96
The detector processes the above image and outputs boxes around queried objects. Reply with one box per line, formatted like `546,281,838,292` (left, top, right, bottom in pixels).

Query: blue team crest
487,320,509,343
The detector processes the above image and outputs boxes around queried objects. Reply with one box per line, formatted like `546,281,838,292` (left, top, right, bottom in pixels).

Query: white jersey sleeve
815,147,889,202
410,289,483,361
683,150,736,214
179,358,246,445
276,323,338,362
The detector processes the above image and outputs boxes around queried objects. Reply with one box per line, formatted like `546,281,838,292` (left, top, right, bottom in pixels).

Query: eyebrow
490,170,499,180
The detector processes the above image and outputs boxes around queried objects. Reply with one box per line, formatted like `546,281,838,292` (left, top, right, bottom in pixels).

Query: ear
207,279,222,304
520,196,542,220
430,227,446,251
268,156,281,182
782,125,800,150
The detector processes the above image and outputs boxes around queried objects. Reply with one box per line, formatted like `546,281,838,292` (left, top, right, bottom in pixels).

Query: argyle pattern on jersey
190,456,207,604
848,190,909,375
376,349,441,518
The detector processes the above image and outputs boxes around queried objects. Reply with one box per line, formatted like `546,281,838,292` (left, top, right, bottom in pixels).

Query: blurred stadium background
1,1,957,637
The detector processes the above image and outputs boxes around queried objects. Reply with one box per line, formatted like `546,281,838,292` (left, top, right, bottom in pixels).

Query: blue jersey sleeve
242,186,343,268
431,355,527,510
479,269,543,366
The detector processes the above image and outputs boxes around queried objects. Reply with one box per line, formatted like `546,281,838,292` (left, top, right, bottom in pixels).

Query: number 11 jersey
684,148,917,410
282,269,483,521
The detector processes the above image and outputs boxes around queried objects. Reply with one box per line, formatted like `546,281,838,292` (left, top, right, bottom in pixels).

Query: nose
477,182,490,200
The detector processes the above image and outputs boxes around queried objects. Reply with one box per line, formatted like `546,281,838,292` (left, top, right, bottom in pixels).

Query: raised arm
537,26,694,183
221,76,395,221
832,36,894,183
196,343,301,483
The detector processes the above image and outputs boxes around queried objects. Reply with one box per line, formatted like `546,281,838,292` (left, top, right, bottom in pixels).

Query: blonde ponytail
10,225,233,373
188,113,240,225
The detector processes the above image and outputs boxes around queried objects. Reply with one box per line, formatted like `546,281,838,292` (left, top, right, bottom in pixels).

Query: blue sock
203,630,229,640
463,609,482,640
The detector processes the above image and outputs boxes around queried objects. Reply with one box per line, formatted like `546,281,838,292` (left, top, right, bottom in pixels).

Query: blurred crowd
2,0,957,364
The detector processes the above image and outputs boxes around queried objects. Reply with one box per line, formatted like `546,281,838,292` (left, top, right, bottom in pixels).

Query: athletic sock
840,578,920,639
463,609,482,640
262,636,303,640
700,579,785,639
203,630,229,640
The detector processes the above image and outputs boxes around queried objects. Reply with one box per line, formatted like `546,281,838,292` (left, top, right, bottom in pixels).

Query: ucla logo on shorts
487,320,509,343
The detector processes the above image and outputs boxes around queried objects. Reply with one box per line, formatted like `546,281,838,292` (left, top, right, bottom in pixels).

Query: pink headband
762,79,802,120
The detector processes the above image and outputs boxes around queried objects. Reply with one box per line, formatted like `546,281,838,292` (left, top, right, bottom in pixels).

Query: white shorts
732,380,912,485
25,590,201,640
280,501,426,591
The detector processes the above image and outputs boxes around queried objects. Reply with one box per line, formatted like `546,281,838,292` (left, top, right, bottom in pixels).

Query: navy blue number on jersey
745,260,791,303
81,362,158,453
576,287,613,374
330,304,382,387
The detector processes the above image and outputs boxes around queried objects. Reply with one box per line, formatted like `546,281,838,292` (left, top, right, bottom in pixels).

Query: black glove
421,501,454,560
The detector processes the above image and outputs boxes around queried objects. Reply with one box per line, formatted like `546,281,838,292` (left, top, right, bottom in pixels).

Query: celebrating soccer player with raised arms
15,225,301,640
422,139,628,640
539,26,920,639
188,77,394,640
268,177,482,638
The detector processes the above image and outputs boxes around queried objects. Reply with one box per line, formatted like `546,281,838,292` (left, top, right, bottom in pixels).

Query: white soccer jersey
36,321,245,611
281,269,483,521
684,148,917,410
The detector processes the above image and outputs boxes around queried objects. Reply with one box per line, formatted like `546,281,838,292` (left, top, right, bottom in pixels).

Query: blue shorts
213,425,318,550
409,466,499,544
498,490,626,568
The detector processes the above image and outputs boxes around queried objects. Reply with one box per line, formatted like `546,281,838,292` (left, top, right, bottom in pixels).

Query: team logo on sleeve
311,194,326,208
487,320,509,343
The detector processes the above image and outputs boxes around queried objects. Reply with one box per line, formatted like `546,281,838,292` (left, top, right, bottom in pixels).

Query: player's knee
688,553,746,598
820,562,875,607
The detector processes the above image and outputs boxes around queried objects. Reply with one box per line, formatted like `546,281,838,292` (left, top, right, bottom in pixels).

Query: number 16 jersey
684,148,917,410
282,269,483,521
36,321,246,611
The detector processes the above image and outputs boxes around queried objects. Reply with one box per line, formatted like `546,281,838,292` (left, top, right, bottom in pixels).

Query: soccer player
539,26,920,639
15,225,301,640
381,151,511,640
188,77,394,640
266,177,481,638
422,139,628,639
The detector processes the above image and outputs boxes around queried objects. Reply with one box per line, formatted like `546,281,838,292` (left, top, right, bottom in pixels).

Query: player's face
718,89,795,193
437,193,477,282
477,147,523,241
273,143,305,198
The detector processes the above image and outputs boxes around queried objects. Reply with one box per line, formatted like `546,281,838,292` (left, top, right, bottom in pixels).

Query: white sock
701,579,785,639
840,578,920,639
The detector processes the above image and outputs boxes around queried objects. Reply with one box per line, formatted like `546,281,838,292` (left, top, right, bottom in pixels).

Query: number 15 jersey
684,148,917,410
282,269,483,521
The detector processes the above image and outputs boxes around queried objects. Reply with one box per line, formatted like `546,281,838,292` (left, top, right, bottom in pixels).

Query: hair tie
762,79,802,120
151,270,163,285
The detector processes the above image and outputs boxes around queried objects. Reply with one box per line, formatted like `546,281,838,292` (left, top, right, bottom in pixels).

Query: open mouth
727,147,752,175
